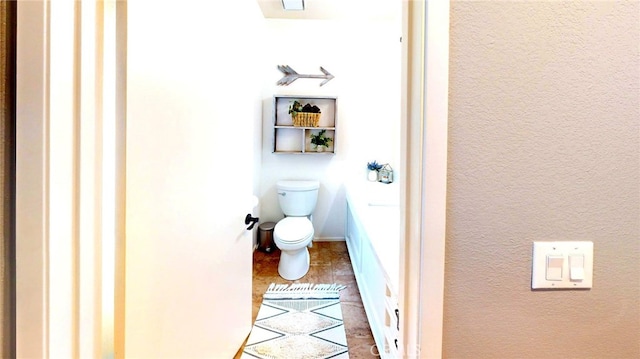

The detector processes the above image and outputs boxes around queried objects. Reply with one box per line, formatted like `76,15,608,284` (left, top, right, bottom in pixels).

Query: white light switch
545,255,563,280
532,241,593,289
569,254,585,281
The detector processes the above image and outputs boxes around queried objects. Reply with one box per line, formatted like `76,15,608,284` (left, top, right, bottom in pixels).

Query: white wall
259,17,402,239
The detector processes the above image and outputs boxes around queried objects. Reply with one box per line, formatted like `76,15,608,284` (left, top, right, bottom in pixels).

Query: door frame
400,1,449,358
15,1,121,357
15,0,450,357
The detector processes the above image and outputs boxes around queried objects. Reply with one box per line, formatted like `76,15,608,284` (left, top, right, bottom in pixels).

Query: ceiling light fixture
282,0,304,11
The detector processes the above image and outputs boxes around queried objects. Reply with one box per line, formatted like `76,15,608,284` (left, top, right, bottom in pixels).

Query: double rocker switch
532,241,593,289
546,254,585,281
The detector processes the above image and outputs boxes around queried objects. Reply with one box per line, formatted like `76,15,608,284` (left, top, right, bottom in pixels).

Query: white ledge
345,179,400,293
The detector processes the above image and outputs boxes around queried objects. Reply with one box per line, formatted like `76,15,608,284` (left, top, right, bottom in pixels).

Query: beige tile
332,257,354,276
329,241,349,254
328,247,350,258
345,338,379,358
309,242,332,265
252,275,282,291
334,274,362,303
297,264,333,283
252,257,281,278
341,302,374,338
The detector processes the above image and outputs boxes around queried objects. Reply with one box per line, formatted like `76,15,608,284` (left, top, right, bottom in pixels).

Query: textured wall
445,1,640,358
0,1,14,357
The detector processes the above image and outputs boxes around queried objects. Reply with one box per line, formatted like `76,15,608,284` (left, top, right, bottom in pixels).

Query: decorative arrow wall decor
276,65,335,86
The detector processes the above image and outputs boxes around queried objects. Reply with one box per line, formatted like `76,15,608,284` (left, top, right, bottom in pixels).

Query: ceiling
256,0,400,21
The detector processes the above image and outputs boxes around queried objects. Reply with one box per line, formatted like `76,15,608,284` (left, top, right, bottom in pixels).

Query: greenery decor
310,129,333,149
288,100,321,117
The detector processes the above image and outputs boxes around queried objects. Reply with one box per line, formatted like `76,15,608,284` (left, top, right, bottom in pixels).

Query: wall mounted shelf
272,95,337,154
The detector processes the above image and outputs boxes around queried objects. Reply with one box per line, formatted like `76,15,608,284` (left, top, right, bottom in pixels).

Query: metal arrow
276,65,335,86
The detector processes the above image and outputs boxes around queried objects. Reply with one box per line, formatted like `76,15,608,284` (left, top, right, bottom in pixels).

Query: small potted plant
367,161,383,181
289,100,322,127
310,129,333,152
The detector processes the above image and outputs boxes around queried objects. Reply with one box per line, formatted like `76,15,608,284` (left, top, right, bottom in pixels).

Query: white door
125,1,262,357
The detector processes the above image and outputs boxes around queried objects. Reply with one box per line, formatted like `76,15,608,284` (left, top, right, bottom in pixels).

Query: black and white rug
241,283,349,359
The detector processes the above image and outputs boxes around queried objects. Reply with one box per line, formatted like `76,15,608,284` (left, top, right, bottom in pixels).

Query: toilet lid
275,217,313,243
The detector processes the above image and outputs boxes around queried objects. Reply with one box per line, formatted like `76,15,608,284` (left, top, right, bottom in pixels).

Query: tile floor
236,241,378,358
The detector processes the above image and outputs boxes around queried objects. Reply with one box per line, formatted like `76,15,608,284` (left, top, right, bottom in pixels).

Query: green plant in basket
288,100,321,116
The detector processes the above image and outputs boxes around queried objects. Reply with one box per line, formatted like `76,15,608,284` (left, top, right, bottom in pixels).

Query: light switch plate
532,241,593,289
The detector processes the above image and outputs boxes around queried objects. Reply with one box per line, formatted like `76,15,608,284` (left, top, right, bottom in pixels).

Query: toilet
274,180,319,280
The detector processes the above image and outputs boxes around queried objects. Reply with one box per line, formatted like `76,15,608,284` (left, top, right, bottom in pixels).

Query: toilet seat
274,217,313,244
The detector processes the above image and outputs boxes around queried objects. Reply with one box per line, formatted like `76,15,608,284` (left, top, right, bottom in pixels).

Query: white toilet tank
277,180,319,217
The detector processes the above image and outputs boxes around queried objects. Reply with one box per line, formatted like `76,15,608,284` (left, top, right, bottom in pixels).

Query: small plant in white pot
310,130,332,152
367,161,383,181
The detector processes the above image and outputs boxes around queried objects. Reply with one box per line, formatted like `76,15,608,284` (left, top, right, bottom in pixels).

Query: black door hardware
245,214,259,230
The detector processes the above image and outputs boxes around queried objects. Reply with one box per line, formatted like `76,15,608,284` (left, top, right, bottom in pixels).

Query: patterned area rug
241,283,349,359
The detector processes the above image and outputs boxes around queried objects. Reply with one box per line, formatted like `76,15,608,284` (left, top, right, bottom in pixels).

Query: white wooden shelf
272,95,337,154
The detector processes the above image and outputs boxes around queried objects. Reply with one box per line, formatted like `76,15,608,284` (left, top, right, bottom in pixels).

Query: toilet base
278,247,310,280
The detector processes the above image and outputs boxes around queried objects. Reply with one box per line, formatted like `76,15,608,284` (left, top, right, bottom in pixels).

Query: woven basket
292,112,321,127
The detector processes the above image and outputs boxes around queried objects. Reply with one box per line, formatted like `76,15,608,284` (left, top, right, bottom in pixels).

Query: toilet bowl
274,217,314,280
273,180,319,280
